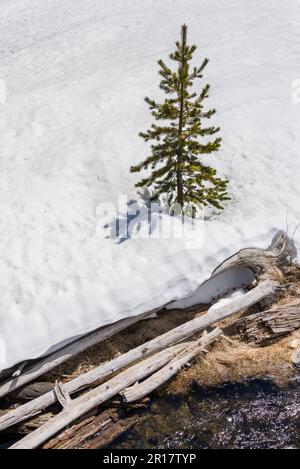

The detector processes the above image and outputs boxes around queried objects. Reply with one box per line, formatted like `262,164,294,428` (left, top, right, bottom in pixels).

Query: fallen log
17,413,55,435
43,408,142,449
9,340,195,449
211,231,292,283
292,348,300,367
0,309,158,399
122,328,222,403
236,300,300,344
0,280,277,433
9,382,54,402
43,414,99,449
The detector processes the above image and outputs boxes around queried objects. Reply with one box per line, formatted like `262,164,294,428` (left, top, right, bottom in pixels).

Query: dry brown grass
45,304,207,382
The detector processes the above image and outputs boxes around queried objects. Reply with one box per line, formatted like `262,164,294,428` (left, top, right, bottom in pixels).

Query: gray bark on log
236,300,300,344
122,328,222,403
43,408,142,449
9,342,192,449
80,414,142,450
9,382,54,402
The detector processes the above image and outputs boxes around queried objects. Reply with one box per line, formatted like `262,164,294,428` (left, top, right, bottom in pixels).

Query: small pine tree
130,24,229,213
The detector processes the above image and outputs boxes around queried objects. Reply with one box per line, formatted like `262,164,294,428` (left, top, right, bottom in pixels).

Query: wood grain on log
212,232,292,282
43,408,142,449
122,328,222,403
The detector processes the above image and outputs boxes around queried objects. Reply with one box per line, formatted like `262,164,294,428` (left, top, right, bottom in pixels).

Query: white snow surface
0,0,300,371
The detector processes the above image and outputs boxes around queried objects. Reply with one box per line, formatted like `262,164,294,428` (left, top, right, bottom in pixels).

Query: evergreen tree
130,24,229,213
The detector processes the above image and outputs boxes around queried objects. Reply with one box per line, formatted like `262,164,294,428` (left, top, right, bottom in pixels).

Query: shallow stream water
110,380,300,450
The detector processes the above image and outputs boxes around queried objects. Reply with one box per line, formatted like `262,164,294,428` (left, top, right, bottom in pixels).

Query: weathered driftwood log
43,408,142,449
211,231,292,283
17,413,55,435
236,300,300,344
9,341,194,449
0,309,158,399
0,280,276,434
122,328,222,403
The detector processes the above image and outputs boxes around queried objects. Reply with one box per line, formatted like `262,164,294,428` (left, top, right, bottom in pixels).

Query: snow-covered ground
0,0,300,371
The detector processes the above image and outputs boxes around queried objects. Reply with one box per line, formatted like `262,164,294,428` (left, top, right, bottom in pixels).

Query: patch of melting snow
0,0,300,370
